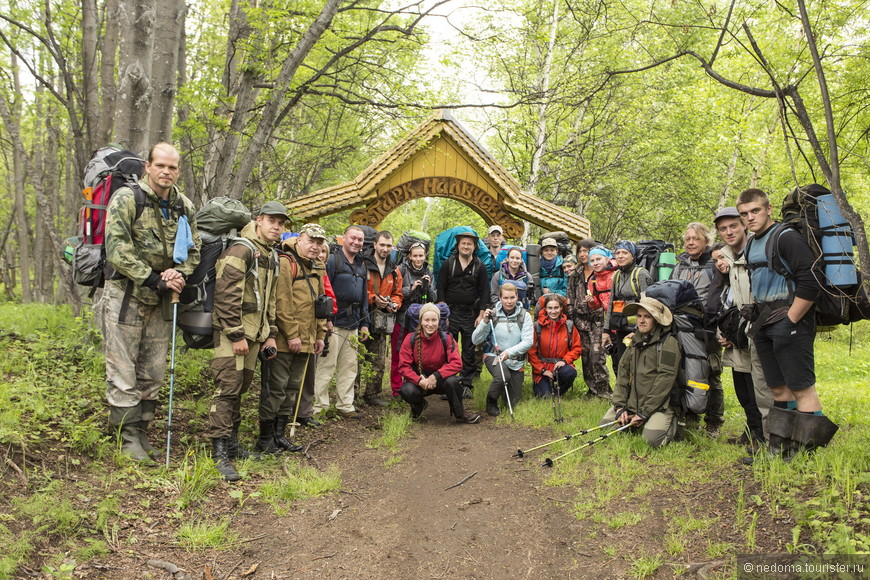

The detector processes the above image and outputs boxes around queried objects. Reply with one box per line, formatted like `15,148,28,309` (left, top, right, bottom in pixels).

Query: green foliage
172,450,221,511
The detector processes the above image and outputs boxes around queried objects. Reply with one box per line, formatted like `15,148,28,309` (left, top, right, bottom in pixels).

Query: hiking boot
485,397,500,417
705,424,721,439
727,433,751,446
363,396,389,408
297,417,322,428
274,416,303,452
338,409,363,419
227,422,261,460
457,411,480,424
410,399,429,420
255,419,282,454
791,412,838,453
212,437,240,482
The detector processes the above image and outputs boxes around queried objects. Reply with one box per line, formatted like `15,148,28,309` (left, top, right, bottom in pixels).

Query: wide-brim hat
623,297,673,327
455,231,479,242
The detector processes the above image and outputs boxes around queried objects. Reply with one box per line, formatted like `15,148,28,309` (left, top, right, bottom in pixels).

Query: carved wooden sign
349,177,524,238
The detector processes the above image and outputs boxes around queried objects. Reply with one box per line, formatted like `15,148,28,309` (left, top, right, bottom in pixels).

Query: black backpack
635,240,677,282
538,231,571,257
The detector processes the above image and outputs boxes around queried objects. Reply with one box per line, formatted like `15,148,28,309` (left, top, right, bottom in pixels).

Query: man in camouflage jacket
206,201,286,481
103,143,201,463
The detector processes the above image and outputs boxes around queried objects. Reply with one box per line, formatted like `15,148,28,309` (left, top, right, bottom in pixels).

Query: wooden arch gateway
284,111,590,241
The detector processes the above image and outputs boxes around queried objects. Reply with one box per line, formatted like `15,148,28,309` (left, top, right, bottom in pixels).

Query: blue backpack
432,226,494,279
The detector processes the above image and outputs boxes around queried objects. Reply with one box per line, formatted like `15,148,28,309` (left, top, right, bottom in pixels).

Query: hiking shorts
753,315,816,391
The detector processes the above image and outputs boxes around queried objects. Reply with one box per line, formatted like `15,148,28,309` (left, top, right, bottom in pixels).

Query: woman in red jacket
528,294,583,398
397,303,481,424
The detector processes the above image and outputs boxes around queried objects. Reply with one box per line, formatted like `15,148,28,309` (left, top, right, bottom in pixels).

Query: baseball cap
487,225,504,235
299,223,327,239
714,206,741,224
258,201,290,219
541,237,558,248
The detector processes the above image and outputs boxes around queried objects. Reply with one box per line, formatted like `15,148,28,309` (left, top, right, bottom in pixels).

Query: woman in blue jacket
472,283,534,416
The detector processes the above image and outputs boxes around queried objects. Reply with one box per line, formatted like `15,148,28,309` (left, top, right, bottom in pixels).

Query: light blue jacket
472,302,534,371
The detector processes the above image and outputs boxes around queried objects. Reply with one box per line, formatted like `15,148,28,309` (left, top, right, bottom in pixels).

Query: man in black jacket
437,232,488,393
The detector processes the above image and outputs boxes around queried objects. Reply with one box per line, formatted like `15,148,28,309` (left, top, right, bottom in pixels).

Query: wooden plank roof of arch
283,110,591,241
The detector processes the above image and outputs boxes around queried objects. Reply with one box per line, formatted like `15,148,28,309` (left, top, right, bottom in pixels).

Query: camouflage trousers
263,351,316,420
577,322,611,397
207,332,261,439
103,281,172,408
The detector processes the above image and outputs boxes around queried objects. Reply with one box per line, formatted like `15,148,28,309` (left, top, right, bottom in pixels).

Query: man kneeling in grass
600,297,682,448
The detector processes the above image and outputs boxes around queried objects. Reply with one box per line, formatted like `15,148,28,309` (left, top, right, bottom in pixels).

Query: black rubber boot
227,422,261,460
138,400,158,458
273,416,303,452
110,405,153,464
485,396,500,417
212,437,240,481
742,406,797,465
792,412,838,453
255,419,282,454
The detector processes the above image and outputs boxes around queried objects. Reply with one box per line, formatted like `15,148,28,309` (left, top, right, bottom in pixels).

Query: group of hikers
99,142,839,482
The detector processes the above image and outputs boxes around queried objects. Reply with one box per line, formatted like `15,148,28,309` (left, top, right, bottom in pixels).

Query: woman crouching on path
528,294,583,398
397,303,480,424
473,283,534,417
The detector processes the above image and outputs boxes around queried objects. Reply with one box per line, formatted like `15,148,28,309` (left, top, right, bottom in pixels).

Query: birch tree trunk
99,0,121,145
148,0,185,146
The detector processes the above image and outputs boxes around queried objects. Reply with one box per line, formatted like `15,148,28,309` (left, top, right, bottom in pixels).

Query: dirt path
91,400,610,579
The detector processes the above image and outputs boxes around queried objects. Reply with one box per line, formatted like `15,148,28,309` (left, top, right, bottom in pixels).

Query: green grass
177,518,237,550
259,463,342,515
366,410,413,452
507,322,870,558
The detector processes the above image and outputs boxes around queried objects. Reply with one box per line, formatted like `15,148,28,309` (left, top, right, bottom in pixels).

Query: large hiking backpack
751,184,869,326
432,226,494,279
70,146,149,292
405,302,451,334
177,197,253,349
538,231,572,257
645,280,712,415
533,319,575,349
636,240,677,282
393,229,431,264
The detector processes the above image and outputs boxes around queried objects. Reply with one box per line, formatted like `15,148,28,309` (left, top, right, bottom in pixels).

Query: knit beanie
418,303,441,322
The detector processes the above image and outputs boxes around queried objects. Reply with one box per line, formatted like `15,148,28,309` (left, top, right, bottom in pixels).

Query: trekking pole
513,421,618,457
552,370,564,423
289,353,311,438
542,422,633,467
165,292,180,469
489,318,514,421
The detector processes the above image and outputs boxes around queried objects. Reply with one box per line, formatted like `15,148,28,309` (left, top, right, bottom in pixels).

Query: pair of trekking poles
513,420,633,467
488,319,564,424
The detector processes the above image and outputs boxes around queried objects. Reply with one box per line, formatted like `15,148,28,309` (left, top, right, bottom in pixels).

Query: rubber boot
273,416,303,452
227,422,261,460
791,412,838,453
255,419,282,454
212,437,240,482
110,405,153,464
742,406,796,465
138,400,158,458
485,396,500,417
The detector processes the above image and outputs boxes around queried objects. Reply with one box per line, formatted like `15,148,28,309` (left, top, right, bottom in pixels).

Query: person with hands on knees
102,142,201,464
528,294,583,398
600,297,681,448
206,202,286,481
397,303,480,424
472,283,534,417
